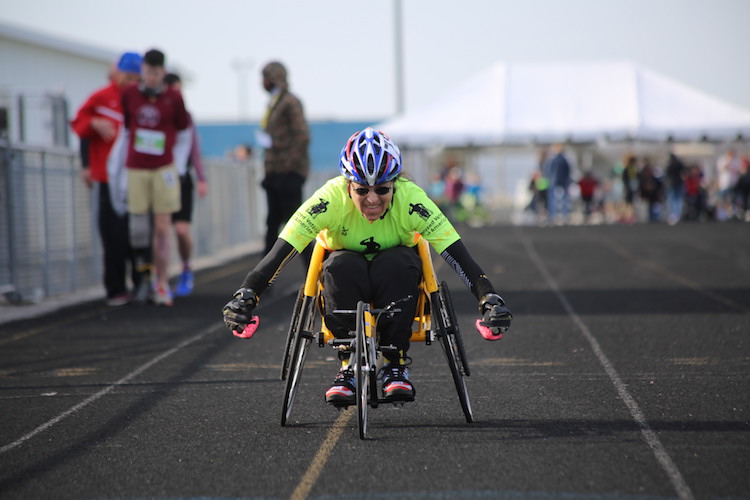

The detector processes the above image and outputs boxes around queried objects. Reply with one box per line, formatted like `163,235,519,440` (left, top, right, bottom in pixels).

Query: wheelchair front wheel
354,301,373,439
435,282,474,423
281,294,316,426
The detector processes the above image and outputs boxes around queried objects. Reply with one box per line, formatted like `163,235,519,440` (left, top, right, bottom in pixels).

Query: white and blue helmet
339,128,402,186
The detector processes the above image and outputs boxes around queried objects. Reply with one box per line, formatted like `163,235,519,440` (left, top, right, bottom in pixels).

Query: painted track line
0,281,299,456
0,322,221,455
289,408,353,500
519,232,695,500
0,264,297,455
595,236,749,313
286,254,445,500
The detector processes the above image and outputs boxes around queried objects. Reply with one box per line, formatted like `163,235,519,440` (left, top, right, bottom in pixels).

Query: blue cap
117,52,142,74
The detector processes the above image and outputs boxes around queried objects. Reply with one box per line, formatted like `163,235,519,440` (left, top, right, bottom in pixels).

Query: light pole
394,0,405,116
231,58,254,121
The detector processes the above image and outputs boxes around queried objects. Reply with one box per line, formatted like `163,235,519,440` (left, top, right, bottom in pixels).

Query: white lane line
0,281,301,455
595,236,749,313
520,234,695,500
0,323,220,455
0,276,306,455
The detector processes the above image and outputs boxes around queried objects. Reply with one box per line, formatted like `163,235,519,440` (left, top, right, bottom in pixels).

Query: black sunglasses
353,186,392,196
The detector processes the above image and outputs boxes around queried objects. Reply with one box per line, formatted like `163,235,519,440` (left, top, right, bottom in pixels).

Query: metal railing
0,141,287,304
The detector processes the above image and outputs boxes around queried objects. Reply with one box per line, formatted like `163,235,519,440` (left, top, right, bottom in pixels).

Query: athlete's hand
476,293,512,341
222,288,260,338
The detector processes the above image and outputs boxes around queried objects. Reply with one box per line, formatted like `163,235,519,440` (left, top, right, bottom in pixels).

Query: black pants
262,172,305,255
96,182,136,298
321,247,422,360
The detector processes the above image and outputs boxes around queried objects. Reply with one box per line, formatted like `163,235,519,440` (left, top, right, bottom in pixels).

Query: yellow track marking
289,408,353,500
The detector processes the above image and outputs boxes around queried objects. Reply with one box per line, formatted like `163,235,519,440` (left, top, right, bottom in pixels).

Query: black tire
439,281,471,376
280,288,305,381
281,295,315,426
355,301,371,439
434,282,474,423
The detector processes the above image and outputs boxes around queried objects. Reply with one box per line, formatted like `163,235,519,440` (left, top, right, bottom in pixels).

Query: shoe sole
325,388,355,407
326,398,355,407
383,387,415,402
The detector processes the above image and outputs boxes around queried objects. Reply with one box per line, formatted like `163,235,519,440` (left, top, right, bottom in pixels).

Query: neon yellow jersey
279,176,460,258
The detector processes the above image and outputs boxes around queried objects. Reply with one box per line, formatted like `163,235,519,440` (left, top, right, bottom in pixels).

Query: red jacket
70,82,124,182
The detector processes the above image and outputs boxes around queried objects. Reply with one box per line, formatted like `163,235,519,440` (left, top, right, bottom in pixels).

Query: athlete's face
349,181,394,222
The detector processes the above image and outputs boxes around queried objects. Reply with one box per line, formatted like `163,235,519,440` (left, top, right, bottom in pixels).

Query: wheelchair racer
223,128,512,406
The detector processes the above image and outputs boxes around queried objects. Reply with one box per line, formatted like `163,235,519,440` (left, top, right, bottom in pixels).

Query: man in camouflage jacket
259,61,310,255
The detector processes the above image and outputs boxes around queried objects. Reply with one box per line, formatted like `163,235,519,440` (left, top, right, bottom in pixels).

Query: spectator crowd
526,147,750,226
70,48,308,308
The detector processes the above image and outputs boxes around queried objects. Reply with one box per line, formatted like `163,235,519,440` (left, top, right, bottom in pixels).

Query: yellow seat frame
301,235,438,344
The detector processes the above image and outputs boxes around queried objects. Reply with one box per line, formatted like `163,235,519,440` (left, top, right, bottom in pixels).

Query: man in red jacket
70,52,142,306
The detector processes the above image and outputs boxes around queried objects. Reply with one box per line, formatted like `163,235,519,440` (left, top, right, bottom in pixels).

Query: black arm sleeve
240,238,298,295
440,239,496,300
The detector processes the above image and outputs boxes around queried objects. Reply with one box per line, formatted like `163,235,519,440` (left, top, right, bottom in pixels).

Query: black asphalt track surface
1,223,748,500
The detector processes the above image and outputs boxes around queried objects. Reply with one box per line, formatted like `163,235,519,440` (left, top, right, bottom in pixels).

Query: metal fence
0,141,278,304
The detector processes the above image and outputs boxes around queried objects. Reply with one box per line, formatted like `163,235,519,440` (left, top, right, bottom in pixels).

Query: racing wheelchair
279,236,473,439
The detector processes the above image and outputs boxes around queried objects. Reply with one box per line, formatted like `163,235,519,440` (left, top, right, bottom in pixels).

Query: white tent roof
379,61,750,146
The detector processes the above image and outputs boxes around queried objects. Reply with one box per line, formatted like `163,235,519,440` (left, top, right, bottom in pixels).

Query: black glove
477,293,512,340
222,288,258,333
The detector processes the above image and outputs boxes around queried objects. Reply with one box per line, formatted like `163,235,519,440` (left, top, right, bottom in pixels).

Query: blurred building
0,21,117,147
196,120,374,172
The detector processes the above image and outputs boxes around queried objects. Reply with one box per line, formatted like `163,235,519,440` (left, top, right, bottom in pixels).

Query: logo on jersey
409,203,431,220
136,104,161,128
359,236,381,254
307,198,329,218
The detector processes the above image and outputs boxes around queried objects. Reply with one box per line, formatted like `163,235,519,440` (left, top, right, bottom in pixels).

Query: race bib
134,128,166,155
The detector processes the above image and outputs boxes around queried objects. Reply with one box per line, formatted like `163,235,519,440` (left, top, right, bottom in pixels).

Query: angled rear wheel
281,288,305,381
281,295,316,426
434,281,474,423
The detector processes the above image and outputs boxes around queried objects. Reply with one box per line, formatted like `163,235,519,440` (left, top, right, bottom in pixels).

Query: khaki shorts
127,164,181,215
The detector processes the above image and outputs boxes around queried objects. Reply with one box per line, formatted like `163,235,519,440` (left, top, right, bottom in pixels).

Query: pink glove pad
476,318,502,341
233,316,260,339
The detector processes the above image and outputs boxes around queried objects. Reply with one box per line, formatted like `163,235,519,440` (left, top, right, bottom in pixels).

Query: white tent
379,61,750,147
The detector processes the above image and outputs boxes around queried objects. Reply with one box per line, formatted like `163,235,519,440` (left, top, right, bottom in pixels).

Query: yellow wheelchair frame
280,236,473,438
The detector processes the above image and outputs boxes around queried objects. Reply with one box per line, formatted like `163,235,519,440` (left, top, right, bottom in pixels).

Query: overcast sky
2,0,749,123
